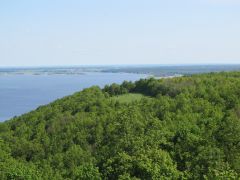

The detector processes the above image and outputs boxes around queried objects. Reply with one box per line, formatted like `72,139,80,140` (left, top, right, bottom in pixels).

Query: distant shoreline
1,65,240,77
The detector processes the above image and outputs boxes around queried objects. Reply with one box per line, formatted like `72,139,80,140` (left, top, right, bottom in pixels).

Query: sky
0,0,240,66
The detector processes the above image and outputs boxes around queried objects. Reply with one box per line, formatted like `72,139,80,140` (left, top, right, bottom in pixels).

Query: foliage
1,72,240,179
110,93,146,103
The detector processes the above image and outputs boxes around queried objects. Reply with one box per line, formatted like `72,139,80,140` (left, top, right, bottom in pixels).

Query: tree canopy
1,72,240,179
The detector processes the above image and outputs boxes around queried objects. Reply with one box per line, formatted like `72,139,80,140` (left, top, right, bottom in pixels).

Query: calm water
0,72,146,121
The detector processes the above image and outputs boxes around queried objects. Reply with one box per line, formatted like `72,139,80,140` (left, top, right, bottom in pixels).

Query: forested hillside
1,72,240,179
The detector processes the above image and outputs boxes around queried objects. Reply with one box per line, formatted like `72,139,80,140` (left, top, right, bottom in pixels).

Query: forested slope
1,72,240,179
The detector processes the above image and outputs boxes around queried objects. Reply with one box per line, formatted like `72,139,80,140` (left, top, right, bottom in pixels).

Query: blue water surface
0,72,146,121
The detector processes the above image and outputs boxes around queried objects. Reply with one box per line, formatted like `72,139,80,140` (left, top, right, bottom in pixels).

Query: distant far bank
1,64,240,77
102,64,240,77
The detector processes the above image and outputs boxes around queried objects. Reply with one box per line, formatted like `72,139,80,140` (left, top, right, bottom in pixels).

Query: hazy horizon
1,63,240,68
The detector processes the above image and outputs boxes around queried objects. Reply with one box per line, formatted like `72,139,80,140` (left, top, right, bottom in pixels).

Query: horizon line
1,63,240,68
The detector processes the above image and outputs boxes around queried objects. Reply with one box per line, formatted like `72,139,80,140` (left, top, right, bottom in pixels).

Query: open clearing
110,93,146,103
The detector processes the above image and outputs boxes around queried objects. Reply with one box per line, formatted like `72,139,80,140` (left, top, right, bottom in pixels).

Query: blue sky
0,0,240,66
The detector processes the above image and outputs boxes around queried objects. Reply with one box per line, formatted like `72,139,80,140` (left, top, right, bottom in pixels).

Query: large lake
1,65,240,122
0,72,146,122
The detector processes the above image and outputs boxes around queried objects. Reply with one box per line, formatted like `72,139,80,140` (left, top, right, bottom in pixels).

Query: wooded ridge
1,72,240,179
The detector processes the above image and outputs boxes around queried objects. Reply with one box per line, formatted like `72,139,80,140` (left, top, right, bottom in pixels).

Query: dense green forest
1,72,240,179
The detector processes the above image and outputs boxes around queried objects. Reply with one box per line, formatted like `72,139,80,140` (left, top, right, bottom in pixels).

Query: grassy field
110,93,146,103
